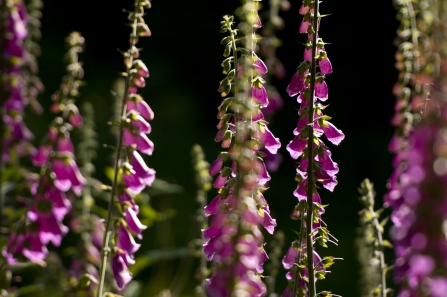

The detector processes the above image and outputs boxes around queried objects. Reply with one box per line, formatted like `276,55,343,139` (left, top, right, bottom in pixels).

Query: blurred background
22,0,398,296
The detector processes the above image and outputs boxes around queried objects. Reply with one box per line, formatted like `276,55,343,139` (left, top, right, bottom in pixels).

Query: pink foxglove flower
282,1,343,295
205,10,281,297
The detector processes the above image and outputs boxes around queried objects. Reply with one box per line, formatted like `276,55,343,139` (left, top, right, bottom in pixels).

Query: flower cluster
257,0,291,172
1,0,36,162
2,32,87,266
95,0,154,292
282,1,343,296
203,3,281,295
386,2,447,296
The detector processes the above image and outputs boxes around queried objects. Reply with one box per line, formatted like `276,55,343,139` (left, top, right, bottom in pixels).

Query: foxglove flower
3,33,86,266
204,8,281,297
282,1,343,296
385,2,447,296
96,1,154,293
1,1,38,162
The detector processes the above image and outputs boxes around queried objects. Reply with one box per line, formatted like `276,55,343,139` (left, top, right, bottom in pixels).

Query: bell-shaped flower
287,70,307,97
286,136,307,159
28,196,69,246
123,129,154,155
126,95,154,121
204,194,221,216
52,157,87,195
32,144,51,167
118,186,139,214
67,104,83,128
257,123,281,154
133,59,150,78
258,206,276,234
253,57,267,75
282,242,299,270
116,225,140,256
125,207,147,239
318,53,333,74
315,80,328,101
123,165,145,194
252,85,269,107
57,134,75,153
321,121,344,145
111,253,132,290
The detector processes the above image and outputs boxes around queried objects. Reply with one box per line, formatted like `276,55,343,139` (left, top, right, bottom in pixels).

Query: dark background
27,0,398,296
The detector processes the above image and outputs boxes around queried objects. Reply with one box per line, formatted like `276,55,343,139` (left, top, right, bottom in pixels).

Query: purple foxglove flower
123,169,145,194
299,4,310,15
315,80,328,101
2,231,48,266
321,122,345,145
57,136,75,153
117,225,141,255
118,188,139,214
131,150,154,179
286,136,307,159
299,20,311,34
210,156,224,176
52,158,87,195
303,47,312,62
67,104,83,128
256,160,271,185
204,194,221,216
259,206,276,234
133,60,150,78
126,97,154,121
133,76,146,88
259,124,281,154
253,57,268,75
123,129,154,155
112,253,132,290
286,71,306,97
282,244,299,270
125,207,147,239
130,112,151,134
32,144,51,167
213,172,229,188
202,226,220,242
252,85,269,107
116,248,136,267
28,198,69,246
48,186,71,220
319,56,333,74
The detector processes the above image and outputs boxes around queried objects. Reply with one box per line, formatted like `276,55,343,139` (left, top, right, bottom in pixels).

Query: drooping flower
204,9,281,296
282,1,343,295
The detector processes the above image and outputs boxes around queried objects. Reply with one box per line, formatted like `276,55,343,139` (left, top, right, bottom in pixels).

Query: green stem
305,1,320,297
197,189,207,291
406,0,419,74
95,2,139,296
372,215,387,297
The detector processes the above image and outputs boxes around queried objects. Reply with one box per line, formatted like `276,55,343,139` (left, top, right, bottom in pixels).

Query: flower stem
406,0,419,74
96,2,139,296
306,1,320,296
373,216,387,297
